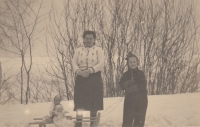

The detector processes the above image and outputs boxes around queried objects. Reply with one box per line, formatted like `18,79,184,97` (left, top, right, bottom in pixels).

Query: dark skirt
74,71,104,111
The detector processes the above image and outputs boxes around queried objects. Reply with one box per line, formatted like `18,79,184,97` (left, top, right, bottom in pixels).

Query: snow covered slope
0,93,200,127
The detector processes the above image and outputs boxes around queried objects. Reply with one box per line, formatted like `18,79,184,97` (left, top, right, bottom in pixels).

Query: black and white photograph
0,0,200,127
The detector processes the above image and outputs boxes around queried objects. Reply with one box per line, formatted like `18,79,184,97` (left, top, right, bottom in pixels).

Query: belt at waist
79,66,93,70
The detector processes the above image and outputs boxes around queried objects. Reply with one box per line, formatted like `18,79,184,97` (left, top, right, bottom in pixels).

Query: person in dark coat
72,30,104,127
119,52,148,127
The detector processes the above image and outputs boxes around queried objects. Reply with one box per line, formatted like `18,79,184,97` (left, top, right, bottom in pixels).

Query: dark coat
119,68,148,127
119,68,147,93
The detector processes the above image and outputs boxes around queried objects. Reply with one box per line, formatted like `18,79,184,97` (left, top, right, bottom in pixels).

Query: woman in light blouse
72,30,104,127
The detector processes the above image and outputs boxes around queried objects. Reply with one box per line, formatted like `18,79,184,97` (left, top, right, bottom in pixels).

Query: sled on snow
29,112,101,127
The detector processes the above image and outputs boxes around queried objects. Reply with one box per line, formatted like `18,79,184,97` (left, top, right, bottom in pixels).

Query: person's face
84,34,95,47
128,57,138,69
55,105,62,113
54,96,61,105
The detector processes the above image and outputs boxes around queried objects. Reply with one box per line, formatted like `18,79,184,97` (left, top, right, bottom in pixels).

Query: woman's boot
90,110,97,127
74,111,83,127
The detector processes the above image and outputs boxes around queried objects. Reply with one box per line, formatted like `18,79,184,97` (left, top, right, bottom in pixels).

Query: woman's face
128,57,138,69
84,34,95,47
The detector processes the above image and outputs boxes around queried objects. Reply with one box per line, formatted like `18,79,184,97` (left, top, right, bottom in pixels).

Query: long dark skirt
74,71,104,111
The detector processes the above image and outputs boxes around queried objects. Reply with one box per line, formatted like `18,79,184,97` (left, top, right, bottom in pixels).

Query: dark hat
125,51,138,60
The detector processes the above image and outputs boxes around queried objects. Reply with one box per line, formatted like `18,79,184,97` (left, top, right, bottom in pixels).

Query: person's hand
124,80,135,89
84,69,91,74
125,85,139,94
78,70,89,78
131,85,139,92
82,70,90,77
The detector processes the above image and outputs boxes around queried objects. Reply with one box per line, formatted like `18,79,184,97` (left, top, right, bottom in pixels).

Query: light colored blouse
72,45,104,75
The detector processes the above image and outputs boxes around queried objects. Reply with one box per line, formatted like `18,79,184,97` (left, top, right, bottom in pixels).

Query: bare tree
29,70,58,103
45,0,200,97
99,0,199,95
45,1,76,100
0,0,45,104
135,0,200,94
0,71,15,104
0,61,2,89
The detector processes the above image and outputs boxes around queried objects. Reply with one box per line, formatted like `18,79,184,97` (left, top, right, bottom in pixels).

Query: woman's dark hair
83,30,96,39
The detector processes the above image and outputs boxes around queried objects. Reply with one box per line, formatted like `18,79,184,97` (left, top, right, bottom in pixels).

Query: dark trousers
122,95,147,127
122,104,147,127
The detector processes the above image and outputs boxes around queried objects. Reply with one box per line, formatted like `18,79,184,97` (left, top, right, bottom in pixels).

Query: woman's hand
84,69,91,74
78,70,90,78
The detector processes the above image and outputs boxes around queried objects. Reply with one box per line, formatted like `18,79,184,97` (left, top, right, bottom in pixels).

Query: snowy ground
0,93,200,127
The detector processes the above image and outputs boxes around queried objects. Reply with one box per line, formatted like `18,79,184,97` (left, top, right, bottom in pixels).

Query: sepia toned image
0,0,200,127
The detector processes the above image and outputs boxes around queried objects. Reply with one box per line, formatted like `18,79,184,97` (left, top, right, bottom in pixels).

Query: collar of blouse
84,45,96,49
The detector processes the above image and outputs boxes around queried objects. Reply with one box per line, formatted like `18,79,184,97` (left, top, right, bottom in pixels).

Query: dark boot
133,106,147,127
74,122,82,127
90,110,97,127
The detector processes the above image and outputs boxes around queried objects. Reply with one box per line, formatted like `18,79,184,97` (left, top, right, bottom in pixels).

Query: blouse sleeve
72,48,80,75
90,48,104,73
